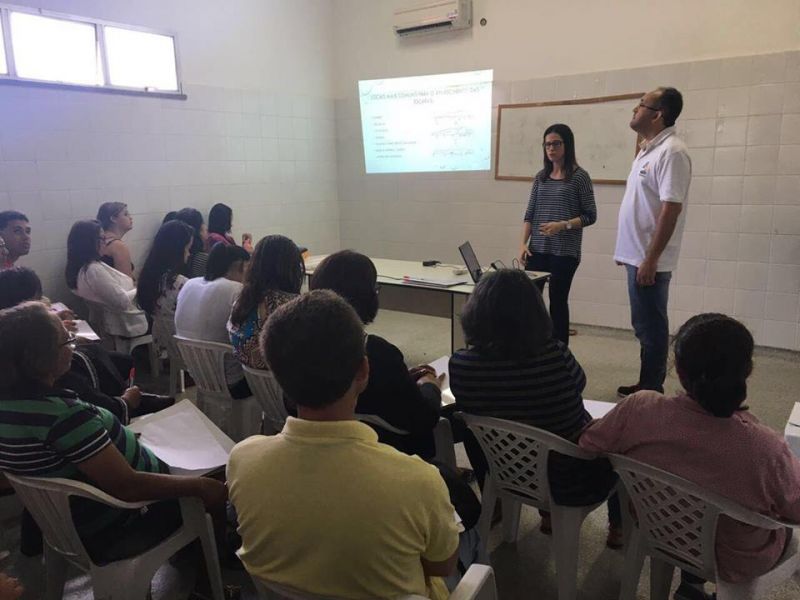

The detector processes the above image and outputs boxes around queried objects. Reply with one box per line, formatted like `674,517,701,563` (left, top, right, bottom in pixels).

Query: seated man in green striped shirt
0,301,226,563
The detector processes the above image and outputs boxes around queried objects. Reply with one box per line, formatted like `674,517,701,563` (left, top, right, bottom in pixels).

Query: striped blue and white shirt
523,167,597,260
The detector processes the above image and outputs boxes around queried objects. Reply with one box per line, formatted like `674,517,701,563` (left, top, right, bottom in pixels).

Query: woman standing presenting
520,124,596,345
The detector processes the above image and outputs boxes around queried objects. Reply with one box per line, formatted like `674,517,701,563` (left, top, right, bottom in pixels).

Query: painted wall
0,0,339,301
332,1,800,349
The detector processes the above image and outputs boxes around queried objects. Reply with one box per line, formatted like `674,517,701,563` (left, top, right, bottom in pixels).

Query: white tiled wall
336,51,800,350
0,83,340,301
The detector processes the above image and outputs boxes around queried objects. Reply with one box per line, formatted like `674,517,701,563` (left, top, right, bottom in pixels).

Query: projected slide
358,69,493,174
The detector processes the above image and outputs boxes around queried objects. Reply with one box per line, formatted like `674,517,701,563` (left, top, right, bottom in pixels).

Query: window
104,26,177,91
11,12,100,85
0,18,7,74
0,3,182,97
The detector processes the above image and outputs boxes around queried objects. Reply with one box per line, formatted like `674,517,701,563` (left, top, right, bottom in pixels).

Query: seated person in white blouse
175,244,251,398
66,220,147,338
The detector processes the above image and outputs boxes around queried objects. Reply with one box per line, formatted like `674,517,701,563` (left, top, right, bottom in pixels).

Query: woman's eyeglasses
542,141,563,149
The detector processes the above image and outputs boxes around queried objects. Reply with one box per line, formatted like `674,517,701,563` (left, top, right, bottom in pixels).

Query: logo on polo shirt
638,161,650,177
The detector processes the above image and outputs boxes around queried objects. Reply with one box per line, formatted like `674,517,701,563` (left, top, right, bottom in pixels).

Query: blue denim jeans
625,264,672,393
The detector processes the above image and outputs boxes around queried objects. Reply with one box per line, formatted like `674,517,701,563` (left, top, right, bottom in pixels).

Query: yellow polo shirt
227,417,460,600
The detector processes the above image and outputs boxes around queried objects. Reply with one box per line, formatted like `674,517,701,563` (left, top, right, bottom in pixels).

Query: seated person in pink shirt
580,313,800,600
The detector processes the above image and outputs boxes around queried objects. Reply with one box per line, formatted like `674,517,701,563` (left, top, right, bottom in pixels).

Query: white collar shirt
614,126,692,271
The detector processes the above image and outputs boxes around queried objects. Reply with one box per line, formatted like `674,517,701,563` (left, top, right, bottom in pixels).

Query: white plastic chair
355,414,458,469
155,315,187,397
463,414,615,600
243,365,289,434
85,299,160,376
609,453,800,600
250,563,496,600
174,335,260,441
5,473,224,600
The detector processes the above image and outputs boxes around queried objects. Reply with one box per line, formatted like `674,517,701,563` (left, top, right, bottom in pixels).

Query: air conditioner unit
393,0,472,37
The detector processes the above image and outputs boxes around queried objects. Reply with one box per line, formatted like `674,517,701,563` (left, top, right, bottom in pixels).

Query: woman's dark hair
208,203,233,236
0,267,43,309
162,210,178,224
541,123,578,181
309,250,378,324
205,244,250,281
673,313,754,418
263,290,365,409
230,235,305,326
461,269,553,359
65,220,104,289
0,301,62,391
136,220,194,315
173,207,205,254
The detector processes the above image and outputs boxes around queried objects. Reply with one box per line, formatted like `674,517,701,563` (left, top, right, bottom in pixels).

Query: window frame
0,3,185,100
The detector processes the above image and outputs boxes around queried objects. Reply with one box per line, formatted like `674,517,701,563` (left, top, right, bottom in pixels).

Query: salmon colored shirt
579,391,800,583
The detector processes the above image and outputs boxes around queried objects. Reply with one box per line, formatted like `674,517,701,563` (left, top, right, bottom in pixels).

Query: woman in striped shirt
519,123,597,346
449,269,621,546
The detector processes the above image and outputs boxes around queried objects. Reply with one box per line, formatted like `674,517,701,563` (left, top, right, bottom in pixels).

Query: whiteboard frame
494,92,643,185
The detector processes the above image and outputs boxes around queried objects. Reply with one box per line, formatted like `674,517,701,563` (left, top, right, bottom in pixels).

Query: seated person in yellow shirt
227,290,460,599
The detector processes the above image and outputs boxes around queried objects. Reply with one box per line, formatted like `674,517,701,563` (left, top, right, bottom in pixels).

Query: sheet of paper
428,355,455,405
585,399,615,419
74,319,100,341
129,400,234,474
784,402,800,458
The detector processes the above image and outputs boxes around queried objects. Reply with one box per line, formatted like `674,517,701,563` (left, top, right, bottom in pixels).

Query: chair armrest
449,564,496,600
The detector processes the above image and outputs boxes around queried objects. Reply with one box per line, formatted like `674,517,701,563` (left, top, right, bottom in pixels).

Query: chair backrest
355,413,410,436
462,414,597,506
174,335,232,394
242,366,289,434
608,453,788,581
4,473,148,571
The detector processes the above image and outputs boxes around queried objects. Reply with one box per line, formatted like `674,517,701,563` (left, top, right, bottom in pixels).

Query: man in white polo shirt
615,87,691,396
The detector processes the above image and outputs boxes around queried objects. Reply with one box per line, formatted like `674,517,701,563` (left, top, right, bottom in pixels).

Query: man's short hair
0,211,29,230
0,267,43,309
261,290,365,409
656,87,683,127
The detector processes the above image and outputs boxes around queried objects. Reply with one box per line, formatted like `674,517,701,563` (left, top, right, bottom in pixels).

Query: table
305,256,548,351
784,403,800,458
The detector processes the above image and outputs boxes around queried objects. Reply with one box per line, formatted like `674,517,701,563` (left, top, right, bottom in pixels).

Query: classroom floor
1,310,799,599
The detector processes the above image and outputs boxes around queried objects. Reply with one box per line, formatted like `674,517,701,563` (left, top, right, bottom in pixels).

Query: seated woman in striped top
519,123,597,346
449,268,622,547
0,302,226,565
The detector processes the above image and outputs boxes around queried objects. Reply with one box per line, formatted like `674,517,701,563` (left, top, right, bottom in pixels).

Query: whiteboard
495,93,642,184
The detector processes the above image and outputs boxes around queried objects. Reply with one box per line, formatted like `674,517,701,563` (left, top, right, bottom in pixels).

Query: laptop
458,241,483,283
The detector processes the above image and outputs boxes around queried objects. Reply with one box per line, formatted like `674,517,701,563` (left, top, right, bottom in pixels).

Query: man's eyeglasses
61,335,78,350
637,101,660,112
542,141,564,149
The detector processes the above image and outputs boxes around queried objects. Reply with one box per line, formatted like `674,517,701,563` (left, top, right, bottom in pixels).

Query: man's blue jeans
625,264,672,393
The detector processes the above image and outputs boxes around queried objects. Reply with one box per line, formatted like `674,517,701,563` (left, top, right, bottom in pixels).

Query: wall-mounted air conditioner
393,0,472,37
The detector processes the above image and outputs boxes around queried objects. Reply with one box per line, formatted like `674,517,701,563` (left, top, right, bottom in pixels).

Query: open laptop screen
458,241,482,283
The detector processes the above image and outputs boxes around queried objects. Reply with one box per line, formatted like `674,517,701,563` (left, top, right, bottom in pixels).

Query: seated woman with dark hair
206,203,253,253
176,244,251,398
580,314,800,600
228,235,304,370
136,220,194,352
0,302,226,564
449,268,620,544
173,207,209,278
310,250,442,459
66,219,147,338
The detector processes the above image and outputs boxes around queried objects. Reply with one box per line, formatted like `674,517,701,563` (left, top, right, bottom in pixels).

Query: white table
306,256,548,351
784,403,800,458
